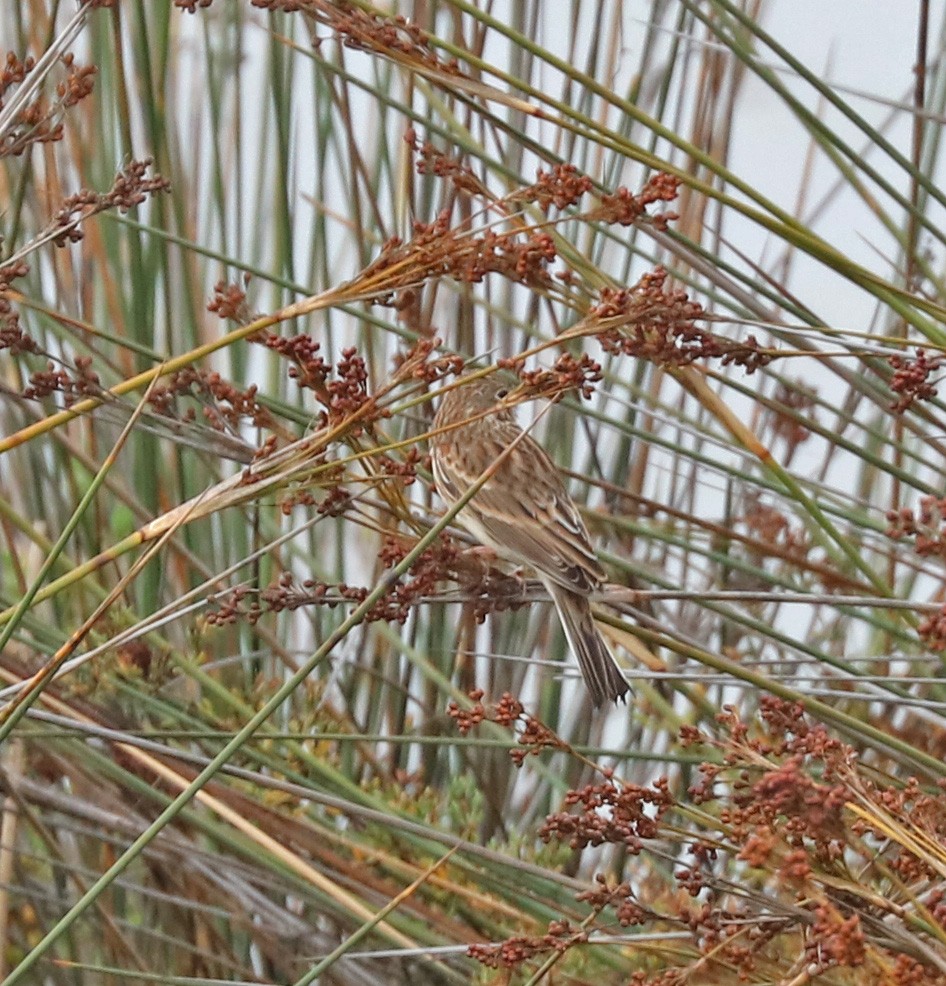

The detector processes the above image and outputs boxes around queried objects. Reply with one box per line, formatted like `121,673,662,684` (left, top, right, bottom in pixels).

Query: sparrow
431,374,629,706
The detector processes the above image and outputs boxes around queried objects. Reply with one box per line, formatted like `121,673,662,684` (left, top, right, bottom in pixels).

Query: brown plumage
431,375,629,707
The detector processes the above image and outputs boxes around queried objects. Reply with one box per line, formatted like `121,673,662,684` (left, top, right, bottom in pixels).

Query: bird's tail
545,581,630,707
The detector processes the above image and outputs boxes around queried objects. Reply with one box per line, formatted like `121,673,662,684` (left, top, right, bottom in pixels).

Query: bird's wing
434,423,604,593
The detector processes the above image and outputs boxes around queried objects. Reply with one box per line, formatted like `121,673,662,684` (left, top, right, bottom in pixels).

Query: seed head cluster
594,267,771,372
888,348,943,412
453,694,946,981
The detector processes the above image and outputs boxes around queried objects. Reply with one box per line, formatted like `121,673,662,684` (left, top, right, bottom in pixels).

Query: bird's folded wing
437,434,605,593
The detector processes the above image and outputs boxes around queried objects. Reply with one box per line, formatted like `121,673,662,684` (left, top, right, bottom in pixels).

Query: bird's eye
495,387,508,399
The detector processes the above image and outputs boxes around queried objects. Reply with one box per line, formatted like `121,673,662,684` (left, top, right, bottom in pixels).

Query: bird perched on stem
431,374,629,707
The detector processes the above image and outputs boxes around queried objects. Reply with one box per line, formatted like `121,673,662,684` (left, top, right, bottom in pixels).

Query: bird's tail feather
545,581,630,707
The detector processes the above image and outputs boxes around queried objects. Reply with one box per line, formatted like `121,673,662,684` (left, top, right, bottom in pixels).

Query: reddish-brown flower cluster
588,172,681,230
148,367,270,431
359,140,685,310
449,691,946,980
224,535,460,627
441,553,532,624
770,378,817,454
854,773,946,887
703,703,946,900
315,483,351,517
208,279,253,324
207,573,382,626
251,434,279,463
253,335,381,430
103,158,171,211
406,130,485,199
540,776,673,852
404,134,681,302
451,692,574,766
207,573,385,627
885,496,946,647
24,355,101,403
447,690,559,757
917,604,946,651
373,534,460,624
741,496,811,563
246,2,463,79
277,484,318,516
205,584,255,626
446,688,488,734
505,351,603,401
330,6,460,76
575,874,646,926
888,348,943,413
50,159,170,246
688,702,850,860
57,54,96,108
391,337,465,384
467,919,585,969
327,346,370,424
810,903,865,970
375,449,422,487
0,261,38,357
1,51,33,103
891,956,945,986
257,332,329,394
628,970,687,986
1,52,97,157
513,163,594,213
886,495,946,560
673,839,721,897
676,700,946,979
747,755,848,845
356,207,560,305
594,267,771,373
449,215,557,289
23,362,72,400
511,714,570,766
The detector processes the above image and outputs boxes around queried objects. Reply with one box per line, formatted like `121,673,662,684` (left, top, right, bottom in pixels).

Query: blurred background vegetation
2,1,946,983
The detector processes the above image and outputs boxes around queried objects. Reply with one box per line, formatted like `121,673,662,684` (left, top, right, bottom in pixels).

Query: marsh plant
1,2,945,983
